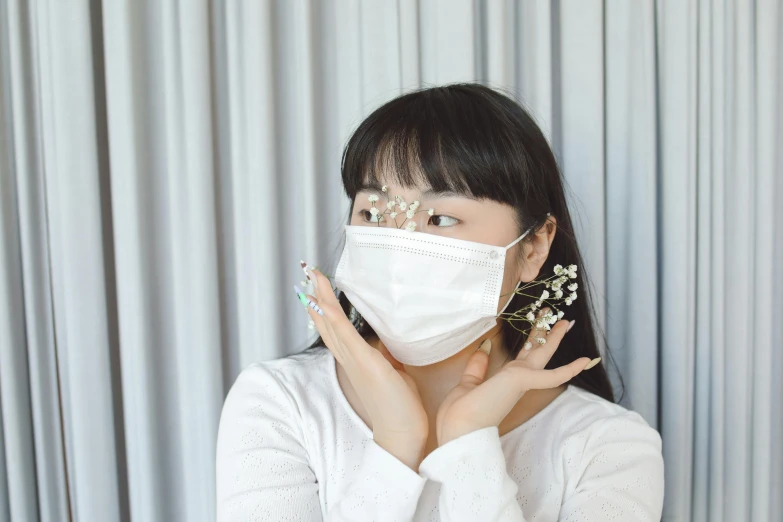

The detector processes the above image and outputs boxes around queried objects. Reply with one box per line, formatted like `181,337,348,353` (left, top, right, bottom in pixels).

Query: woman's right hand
302,266,429,471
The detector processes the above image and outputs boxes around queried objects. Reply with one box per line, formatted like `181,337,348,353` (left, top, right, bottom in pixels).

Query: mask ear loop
503,212,551,250
495,280,522,321
498,212,551,316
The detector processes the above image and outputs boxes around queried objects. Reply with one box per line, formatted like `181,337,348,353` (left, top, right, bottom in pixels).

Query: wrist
373,433,427,472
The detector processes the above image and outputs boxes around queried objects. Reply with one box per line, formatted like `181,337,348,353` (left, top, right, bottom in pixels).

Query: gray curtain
0,1,781,521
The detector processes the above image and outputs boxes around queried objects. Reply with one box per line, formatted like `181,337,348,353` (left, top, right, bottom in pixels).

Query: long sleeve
558,412,664,521
418,413,665,522
418,426,528,521
215,363,426,522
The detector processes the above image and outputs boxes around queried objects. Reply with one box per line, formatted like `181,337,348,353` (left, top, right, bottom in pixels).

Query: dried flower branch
498,263,579,350
366,185,434,231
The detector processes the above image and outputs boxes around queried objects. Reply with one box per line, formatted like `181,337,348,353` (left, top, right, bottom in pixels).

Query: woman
215,83,664,521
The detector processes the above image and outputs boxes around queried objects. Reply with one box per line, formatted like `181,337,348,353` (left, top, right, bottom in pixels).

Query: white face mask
333,224,530,366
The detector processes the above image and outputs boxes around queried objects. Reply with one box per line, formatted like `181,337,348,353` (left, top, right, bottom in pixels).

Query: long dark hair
302,83,622,404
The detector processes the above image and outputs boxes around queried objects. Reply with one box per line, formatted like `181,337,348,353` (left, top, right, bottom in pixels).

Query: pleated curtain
0,1,780,521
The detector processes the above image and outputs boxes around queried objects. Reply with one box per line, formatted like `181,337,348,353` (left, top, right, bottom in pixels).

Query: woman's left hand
434,308,597,446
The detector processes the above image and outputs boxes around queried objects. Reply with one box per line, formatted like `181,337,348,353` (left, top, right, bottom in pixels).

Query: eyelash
357,209,461,227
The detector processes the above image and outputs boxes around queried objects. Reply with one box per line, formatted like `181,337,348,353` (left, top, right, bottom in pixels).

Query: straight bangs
340,86,538,210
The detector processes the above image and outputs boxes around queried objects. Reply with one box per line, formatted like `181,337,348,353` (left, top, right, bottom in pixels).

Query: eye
428,214,460,227
359,209,384,224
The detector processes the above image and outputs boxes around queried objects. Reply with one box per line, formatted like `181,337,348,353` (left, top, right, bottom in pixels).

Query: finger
309,268,339,307
458,339,492,389
517,357,591,390
303,292,358,370
455,355,524,426
312,293,378,365
464,356,590,425
315,301,399,385
305,269,364,358
517,308,551,361
523,318,571,369
303,294,342,358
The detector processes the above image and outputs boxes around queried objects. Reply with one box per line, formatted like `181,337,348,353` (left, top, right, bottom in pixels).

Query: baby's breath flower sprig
367,185,434,232
498,263,579,350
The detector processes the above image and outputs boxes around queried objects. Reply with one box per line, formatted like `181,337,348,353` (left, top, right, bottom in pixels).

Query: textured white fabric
215,348,664,521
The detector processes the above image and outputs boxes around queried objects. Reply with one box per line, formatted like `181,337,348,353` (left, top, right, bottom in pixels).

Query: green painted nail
293,285,308,308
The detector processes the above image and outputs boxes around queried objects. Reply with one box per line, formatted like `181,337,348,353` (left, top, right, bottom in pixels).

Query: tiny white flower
368,194,379,203
568,264,577,272
569,292,577,301
399,201,407,211
427,208,435,216
381,185,388,192
557,310,564,319
535,300,542,308
523,341,533,350
405,221,416,231
568,283,578,291
555,289,563,299
568,269,577,279
526,311,535,322
390,211,398,218
536,320,545,329
410,200,420,211
541,290,550,300
369,207,379,216
554,264,563,275
565,297,573,306
536,337,547,345
406,209,415,219
387,200,395,209
307,319,315,330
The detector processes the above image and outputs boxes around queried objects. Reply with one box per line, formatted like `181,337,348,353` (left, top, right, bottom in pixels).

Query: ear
517,215,557,282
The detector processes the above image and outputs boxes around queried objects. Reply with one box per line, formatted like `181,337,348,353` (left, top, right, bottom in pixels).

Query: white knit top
215,347,664,521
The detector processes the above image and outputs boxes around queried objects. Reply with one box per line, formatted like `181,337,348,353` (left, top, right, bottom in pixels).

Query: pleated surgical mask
333,224,529,366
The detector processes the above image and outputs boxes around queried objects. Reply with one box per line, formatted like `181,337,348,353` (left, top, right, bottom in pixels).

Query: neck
375,325,509,412
365,327,567,449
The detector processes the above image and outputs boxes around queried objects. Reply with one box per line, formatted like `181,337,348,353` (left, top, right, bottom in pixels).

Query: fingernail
293,284,324,316
478,339,492,355
583,357,601,370
567,320,575,332
293,284,309,308
300,260,318,290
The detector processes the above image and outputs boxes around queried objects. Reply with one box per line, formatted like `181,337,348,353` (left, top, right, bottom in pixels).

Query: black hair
302,82,622,404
